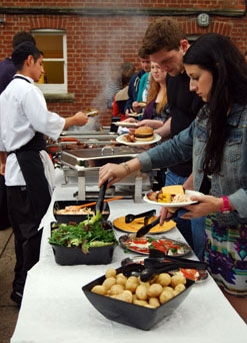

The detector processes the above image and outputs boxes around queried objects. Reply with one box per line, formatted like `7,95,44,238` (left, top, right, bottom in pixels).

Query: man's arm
0,151,7,175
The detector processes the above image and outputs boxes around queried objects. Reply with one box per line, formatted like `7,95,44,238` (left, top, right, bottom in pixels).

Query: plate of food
113,121,139,128
136,101,147,108
128,112,143,119
116,127,161,146
144,185,204,208
113,215,176,234
119,234,191,256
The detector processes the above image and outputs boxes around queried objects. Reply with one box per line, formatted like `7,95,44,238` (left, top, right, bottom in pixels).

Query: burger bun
134,126,154,141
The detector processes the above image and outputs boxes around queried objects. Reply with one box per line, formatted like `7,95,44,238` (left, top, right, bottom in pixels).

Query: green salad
49,211,117,254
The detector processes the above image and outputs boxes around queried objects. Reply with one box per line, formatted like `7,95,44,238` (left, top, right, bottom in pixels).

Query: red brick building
0,1,247,126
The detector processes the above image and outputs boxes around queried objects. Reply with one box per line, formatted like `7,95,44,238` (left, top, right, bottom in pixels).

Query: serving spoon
63,196,122,212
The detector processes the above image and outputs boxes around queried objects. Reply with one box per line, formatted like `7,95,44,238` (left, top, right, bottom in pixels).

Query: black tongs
122,253,208,281
125,209,156,224
135,210,179,238
95,180,108,213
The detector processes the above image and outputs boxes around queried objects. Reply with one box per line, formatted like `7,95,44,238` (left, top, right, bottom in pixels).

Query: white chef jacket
0,74,65,186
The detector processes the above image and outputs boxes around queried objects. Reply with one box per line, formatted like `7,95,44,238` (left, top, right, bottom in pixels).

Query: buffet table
11,170,247,343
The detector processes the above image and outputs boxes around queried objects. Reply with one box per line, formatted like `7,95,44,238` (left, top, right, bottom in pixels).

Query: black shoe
10,290,23,306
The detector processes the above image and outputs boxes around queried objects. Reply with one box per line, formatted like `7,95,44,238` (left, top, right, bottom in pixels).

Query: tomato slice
151,241,168,254
180,268,199,280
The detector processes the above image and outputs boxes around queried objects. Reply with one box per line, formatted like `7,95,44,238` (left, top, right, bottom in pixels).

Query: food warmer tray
61,146,146,170
60,130,118,141
60,146,151,202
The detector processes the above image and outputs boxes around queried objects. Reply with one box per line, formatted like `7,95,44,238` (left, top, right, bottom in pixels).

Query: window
32,29,67,94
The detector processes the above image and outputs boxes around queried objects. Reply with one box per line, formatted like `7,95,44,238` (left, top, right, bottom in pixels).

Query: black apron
12,132,51,222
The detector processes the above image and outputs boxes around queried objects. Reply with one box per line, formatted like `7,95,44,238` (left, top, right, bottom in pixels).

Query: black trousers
7,186,47,293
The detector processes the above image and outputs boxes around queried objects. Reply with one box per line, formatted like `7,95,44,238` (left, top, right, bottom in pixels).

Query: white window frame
32,29,67,94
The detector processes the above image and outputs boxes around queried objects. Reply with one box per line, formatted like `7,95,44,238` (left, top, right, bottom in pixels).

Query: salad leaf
49,214,117,252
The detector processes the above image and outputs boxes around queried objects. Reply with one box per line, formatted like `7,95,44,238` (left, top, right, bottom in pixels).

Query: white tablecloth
11,170,247,343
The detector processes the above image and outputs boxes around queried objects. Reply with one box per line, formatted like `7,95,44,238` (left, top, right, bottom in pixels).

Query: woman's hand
137,119,163,129
132,101,142,113
180,195,223,219
98,163,128,188
98,158,142,188
159,206,175,225
122,118,137,123
159,195,224,222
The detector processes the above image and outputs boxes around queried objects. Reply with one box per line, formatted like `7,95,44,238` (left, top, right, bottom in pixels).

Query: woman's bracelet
121,162,131,175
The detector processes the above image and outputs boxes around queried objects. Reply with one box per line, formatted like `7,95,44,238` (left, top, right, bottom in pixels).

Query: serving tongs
95,180,108,214
123,254,208,281
125,209,156,224
134,210,179,238
85,109,99,117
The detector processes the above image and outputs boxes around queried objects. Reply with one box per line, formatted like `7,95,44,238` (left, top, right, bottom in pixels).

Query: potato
136,284,148,300
115,290,133,303
125,276,139,292
105,268,117,278
170,274,186,288
133,299,149,307
159,289,174,304
108,284,124,295
147,283,163,297
116,273,127,286
139,280,150,288
149,297,160,308
162,286,174,295
175,283,186,293
91,285,106,295
102,277,116,290
157,273,172,287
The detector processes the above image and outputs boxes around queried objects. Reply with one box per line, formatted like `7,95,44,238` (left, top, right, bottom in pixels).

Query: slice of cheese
161,185,184,196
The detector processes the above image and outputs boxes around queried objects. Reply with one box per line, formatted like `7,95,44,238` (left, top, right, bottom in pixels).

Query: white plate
128,112,142,118
114,121,139,128
116,133,161,146
143,190,204,207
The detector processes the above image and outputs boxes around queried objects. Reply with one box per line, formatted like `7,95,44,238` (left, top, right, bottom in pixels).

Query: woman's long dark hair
183,33,247,174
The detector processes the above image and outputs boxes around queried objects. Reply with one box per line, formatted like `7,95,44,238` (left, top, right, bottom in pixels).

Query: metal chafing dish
60,145,153,202
60,130,118,145
46,130,119,155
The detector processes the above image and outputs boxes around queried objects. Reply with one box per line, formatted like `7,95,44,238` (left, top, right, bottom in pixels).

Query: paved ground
0,227,19,343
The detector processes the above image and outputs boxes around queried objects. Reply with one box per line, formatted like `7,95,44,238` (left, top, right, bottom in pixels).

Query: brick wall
0,1,247,126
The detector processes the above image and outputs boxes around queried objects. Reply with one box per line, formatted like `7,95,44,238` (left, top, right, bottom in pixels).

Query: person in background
124,47,151,115
105,62,135,110
137,62,169,189
140,17,204,255
112,62,135,121
0,42,88,306
136,71,150,104
136,62,169,129
0,31,36,231
98,33,247,322
124,62,169,189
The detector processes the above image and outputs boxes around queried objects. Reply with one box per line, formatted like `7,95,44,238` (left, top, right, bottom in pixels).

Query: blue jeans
165,169,205,260
191,216,205,261
165,169,193,249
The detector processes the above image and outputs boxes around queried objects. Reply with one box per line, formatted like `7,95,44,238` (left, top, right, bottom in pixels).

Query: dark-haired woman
98,33,247,321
